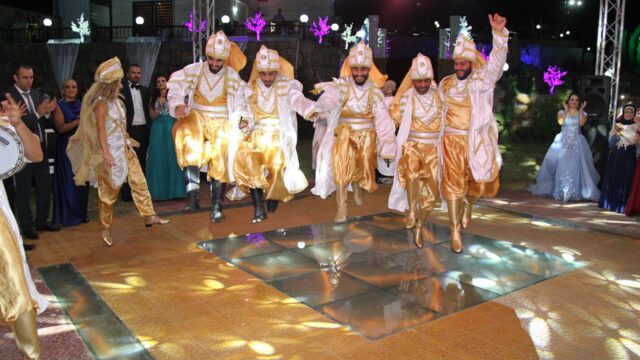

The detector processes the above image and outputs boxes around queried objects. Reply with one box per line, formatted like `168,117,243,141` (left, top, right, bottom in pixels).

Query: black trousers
15,160,51,229
121,124,149,201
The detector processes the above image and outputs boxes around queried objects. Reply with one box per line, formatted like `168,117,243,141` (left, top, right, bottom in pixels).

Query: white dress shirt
129,81,147,126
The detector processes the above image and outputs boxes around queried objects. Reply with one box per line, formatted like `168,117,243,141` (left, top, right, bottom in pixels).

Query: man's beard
415,86,430,95
209,65,223,74
456,68,472,80
353,75,368,86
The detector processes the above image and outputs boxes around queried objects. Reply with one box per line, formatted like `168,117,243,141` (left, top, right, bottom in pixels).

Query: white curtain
46,39,81,94
125,37,162,88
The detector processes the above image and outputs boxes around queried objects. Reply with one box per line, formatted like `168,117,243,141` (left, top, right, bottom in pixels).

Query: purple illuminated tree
310,17,330,44
245,12,266,41
183,11,206,33
543,66,568,94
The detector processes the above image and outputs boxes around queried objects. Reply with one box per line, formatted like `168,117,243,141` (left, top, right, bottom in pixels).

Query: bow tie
130,84,140,90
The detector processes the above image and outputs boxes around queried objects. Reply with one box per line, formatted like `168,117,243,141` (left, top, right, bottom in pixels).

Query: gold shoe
413,224,424,248
335,185,348,223
100,230,113,247
461,196,476,230
145,215,170,227
447,199,464,253
412,209,431,249
353,183,364,206
405,209,417,230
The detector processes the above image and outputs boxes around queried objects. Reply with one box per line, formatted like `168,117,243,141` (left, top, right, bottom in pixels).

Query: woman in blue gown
146,75,186,200
530,93,600,202
599,104,639,213
52,79,89,226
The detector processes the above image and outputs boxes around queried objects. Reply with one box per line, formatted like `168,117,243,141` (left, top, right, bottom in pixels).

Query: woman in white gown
529,93,600,202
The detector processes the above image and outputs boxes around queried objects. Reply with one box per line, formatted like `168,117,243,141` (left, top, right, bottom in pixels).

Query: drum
0,124,26,180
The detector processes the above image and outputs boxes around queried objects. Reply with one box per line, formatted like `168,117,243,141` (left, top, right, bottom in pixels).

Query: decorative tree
341,23,358,50
71,13,91,43
184,11,206,33
543,66,568,94
245,12,266,41
356,18,370,43
310,17,330,44
459,16,473,39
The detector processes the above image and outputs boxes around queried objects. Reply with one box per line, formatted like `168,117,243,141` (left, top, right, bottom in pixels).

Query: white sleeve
479,28,509,90
167,63,200,117
288,80,316,120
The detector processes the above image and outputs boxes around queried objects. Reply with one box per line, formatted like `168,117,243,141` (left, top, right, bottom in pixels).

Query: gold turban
205,30,247,72
339,41,387,88
249,45,294,83
452,33,486,68
94,57,124,84
390,53,437,126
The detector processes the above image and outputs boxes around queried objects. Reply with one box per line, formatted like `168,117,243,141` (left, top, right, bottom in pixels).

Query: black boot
266,199,279,213
184,190,200,212
210,180,226,223
184,166,201,211
250,188,267,223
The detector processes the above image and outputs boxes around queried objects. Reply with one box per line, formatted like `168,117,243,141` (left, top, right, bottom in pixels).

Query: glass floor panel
199,212,584,340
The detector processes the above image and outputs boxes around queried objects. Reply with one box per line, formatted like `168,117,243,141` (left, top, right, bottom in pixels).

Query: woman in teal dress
146,75,186,200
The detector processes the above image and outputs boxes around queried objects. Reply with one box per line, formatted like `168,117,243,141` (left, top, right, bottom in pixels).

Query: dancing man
388,54,445,248
167,31,250,222
234,46,317,223
313,41,396,222
0,94,49,360
440,14,508,252
67,57,169,246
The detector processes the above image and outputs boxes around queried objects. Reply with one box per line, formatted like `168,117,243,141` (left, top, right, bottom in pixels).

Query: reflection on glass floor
199,212,584,340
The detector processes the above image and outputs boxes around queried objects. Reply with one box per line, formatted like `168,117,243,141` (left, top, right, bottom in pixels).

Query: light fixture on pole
300,14,309,24
331,23,339,31
221,15,230,24
43,18,53,27
135,16,145,25
434,21,440,28
536,24,541,30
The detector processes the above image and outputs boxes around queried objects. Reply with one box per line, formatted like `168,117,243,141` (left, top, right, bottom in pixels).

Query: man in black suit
120,63,151,201
3,64,60,242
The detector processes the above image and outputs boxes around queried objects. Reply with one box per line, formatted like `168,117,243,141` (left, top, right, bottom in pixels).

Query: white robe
388,86,446,212
439,27,509,182
312,77,397,199
167,63,250,183
245,76,317,194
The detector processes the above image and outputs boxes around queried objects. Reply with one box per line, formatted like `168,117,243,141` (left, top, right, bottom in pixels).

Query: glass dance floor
199,212,583,340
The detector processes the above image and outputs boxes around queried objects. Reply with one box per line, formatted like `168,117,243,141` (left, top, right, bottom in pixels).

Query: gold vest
410,92,442,133
251,80,279,121
194,71,228,107
442,76,471,131
340,83,374,120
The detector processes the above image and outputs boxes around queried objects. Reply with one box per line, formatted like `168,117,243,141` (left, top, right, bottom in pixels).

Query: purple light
543,66,568,94
310,16,330,44
246,232,267,244
480,47,489,62
183,11,206,33
245,12,266,41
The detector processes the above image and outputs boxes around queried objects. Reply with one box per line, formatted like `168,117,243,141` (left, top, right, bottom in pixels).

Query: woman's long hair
150,75,168,107
67,81,121,185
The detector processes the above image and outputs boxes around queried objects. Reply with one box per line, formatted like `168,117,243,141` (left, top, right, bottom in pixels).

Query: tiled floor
199,212,582,340
21,188,640,359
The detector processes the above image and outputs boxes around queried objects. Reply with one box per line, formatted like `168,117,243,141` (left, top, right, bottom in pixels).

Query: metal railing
0,21,342,44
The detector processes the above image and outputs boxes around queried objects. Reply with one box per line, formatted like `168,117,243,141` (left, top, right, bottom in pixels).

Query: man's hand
1,93,25,127
239,118,249,135
488,13,507,33
175,104,189,118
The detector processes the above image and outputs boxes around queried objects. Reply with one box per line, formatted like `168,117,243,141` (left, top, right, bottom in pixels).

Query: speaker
580,75,611,125
580,75,612,178
436,58,454,82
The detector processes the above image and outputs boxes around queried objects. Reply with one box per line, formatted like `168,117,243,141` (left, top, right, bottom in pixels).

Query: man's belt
407,131,439,145
339,117,374,130
192,103,229,119
444,126,468,135
254,117,281,132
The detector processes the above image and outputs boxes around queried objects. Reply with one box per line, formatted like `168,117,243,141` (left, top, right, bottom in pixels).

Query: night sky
334,0,640,48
